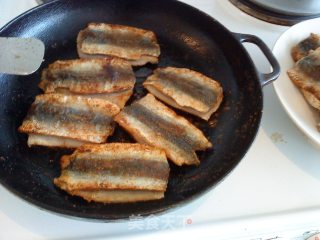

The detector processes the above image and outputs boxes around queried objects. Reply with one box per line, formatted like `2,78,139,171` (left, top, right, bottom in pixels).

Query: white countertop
1,0,320,239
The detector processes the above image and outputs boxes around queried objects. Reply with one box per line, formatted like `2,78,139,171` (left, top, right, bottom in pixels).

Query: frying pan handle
233,33,280,87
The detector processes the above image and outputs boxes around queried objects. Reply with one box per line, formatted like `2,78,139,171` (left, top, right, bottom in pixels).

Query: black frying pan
0,0,280,220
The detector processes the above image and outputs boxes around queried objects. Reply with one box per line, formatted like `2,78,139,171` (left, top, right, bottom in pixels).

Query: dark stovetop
38,0,320,26
36,0,54,4
229,0,320,26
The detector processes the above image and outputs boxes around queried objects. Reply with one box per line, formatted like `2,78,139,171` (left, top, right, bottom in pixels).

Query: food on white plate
114,94,212,166
291,33,320,62
288,46,320,131
40,58,135,108
54,143,170,203
77,23,161,66
143,67,223,120
18,93,120,148
288,47,320,111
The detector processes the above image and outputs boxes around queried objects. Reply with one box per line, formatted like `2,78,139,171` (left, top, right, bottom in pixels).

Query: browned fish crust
54,143,169,203
18,94,120,147
288,48,320,111
77,23,160,66
114,94,212,166
40,58,135,94
143,67,223,120
68,190,164,203
52,88,133,109
291,33,320,62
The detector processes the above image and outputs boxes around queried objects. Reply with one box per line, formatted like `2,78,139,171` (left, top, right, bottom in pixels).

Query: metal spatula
0,37,45,75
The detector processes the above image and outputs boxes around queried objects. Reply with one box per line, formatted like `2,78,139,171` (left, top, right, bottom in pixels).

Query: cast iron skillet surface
0,0,278,220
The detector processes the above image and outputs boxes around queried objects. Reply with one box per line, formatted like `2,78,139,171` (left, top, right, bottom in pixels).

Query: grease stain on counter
270,132,287,144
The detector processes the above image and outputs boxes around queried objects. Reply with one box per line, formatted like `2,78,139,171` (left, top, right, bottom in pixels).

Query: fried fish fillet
143,67,223,120
52,88,133,110
288,48,320,111
18,94,120,148
77,23,161,66
39,58,135,108
54,143,169,203
114,94,212,166
69,190,164,203
291,33,320,62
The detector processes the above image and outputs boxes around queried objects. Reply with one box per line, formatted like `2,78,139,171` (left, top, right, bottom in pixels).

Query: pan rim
0,0,263,221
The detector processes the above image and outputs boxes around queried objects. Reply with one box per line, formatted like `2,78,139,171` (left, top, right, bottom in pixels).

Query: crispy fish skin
54,143,169,203
18,94,120,148
291,33,320,62
68,190,164,203
53,88,133,109
287,48,320,111
77,23,161,66
143,67,223,120
27,134,95,149
114,94,212,166
40,58,135,93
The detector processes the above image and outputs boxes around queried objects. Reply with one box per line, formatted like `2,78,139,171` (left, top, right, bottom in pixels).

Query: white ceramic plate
273,18,320,146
